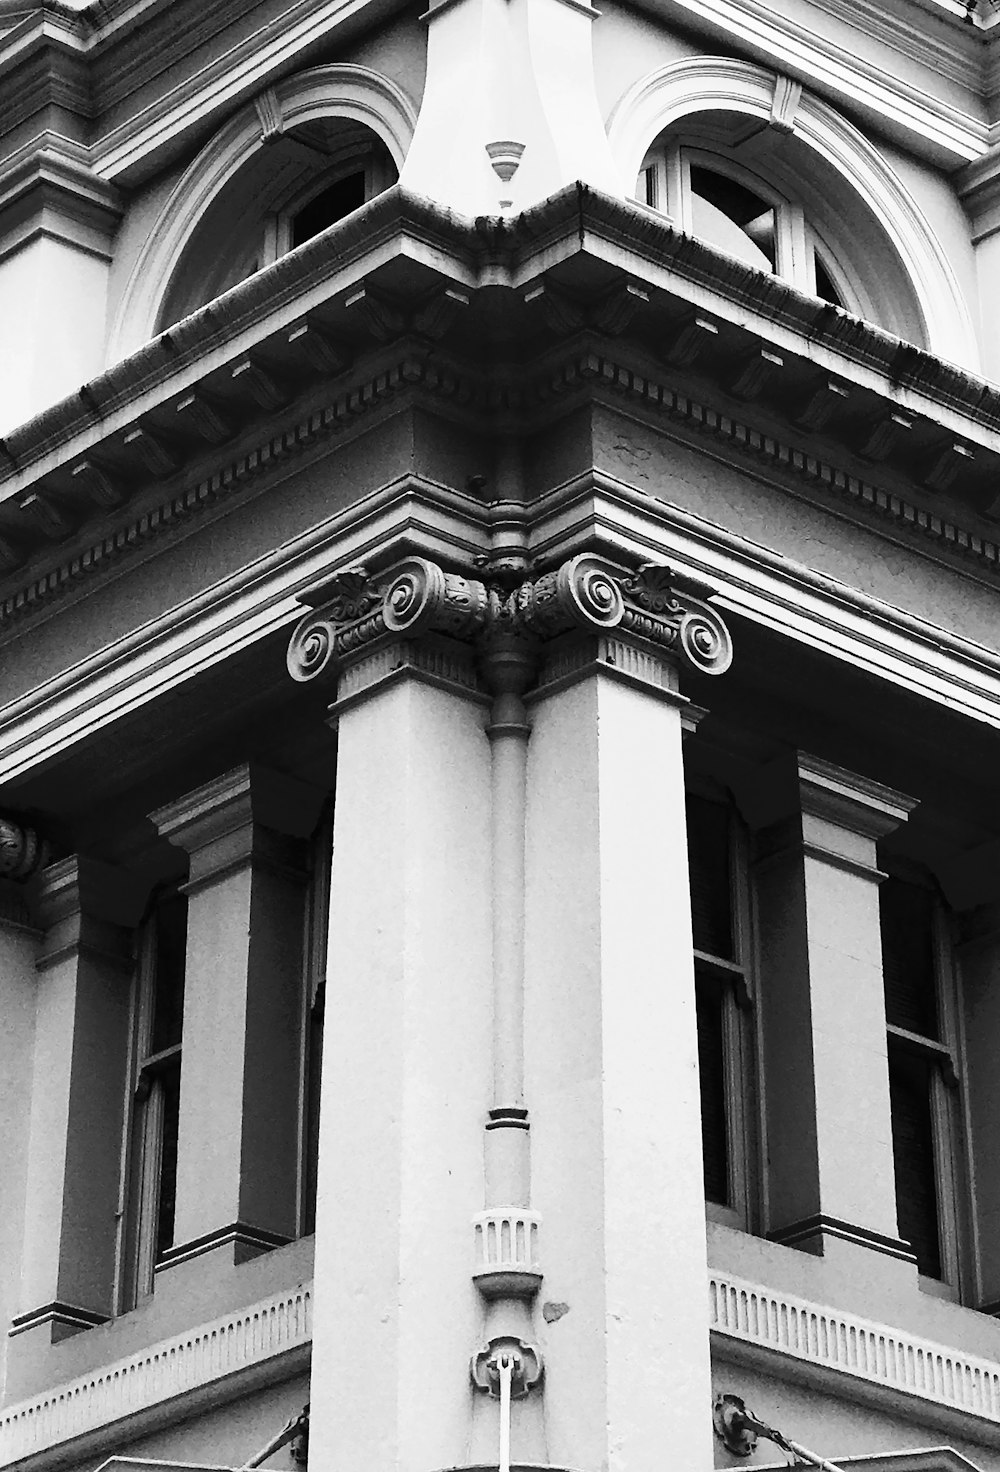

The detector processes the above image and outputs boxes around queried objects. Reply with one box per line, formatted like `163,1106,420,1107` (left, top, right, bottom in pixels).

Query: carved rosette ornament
286,553,733,690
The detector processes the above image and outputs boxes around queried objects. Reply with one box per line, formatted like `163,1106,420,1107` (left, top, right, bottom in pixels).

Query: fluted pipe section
481,635,535,1211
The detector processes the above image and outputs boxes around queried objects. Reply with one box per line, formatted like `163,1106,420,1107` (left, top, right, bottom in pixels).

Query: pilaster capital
28,855,151,969
149,763,328,893
796,755,916,842
733,750,916,842
286,554,734,701
30,855,152,931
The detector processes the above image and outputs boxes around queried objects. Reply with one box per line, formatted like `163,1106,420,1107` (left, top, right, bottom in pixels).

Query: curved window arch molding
109,64,418,363
606,56,979,373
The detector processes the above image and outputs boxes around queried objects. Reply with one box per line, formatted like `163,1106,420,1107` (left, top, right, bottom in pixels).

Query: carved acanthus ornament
287,553,733,691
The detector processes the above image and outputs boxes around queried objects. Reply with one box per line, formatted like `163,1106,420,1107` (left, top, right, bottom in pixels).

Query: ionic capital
0,817,48,882
286,554,733,691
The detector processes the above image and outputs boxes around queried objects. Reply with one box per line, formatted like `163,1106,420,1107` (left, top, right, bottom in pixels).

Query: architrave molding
4,336,1000,644
632,0,987,168
803,0,982,90
108,63,418,361
3,371,1000,781
606,56,980,370
90,1,411,185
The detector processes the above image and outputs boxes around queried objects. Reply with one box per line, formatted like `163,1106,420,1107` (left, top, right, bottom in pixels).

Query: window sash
881,878,967,1293
686,788,757,1229
637,139,856,312
117,890,187,1310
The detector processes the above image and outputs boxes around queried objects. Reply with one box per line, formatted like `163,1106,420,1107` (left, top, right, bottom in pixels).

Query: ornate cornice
286,553,734,700
3,335,998,644
1,185,1000,618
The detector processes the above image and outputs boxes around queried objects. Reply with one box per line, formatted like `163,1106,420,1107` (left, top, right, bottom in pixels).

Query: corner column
522,583,732,1472
288,570,495,1472
286,555,733,1472
150,764,326,1281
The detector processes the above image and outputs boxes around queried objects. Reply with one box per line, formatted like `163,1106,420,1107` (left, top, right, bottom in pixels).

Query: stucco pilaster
149,764,327,1282
751,754,917,1272
8,858,147,1382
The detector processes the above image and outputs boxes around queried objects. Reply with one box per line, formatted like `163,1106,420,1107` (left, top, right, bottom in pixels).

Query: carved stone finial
286,553,733,690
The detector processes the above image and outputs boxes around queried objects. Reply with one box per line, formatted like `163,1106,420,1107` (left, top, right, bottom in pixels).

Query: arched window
607,58,980,369
637,117,905,332
158,119,395,331
641,143,848,309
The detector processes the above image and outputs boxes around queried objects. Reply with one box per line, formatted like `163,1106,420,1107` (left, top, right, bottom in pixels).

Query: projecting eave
1,182,999,590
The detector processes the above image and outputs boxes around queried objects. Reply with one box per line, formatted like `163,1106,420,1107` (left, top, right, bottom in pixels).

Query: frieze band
286,553,734,688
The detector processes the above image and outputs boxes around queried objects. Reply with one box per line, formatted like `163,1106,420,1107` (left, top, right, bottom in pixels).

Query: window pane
686,792,733,960
888,1048,941,1278
292,171,367,249
814,250,845,308
881,877,937,1039
689,165,776,274
696,974,729,1205
155,1061,182,1261
151,891,188,1054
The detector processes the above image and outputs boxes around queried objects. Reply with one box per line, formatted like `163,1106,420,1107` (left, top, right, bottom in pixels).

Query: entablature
0,187,998,790
2,185,999,576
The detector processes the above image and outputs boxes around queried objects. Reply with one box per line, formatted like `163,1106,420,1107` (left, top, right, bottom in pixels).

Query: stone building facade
2,2,1000,1472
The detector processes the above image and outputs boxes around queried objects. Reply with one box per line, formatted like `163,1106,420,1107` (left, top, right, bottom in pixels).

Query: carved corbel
71,459,126,509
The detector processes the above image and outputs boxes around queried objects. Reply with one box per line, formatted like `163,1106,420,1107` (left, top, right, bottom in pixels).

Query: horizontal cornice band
711,1270,1000,1442
0,1282,311,1471
4,186,1000,494
4,1269,999,1470
0,0,987,183
653,0,987,166
4,460,1000,791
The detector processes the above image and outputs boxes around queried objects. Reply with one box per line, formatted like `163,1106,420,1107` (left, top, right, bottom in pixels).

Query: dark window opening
696,976,729,1204
881,876,938,1039
687,791,734,960
292,171,367,249
889,1048,941,1278
814,251,845,308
